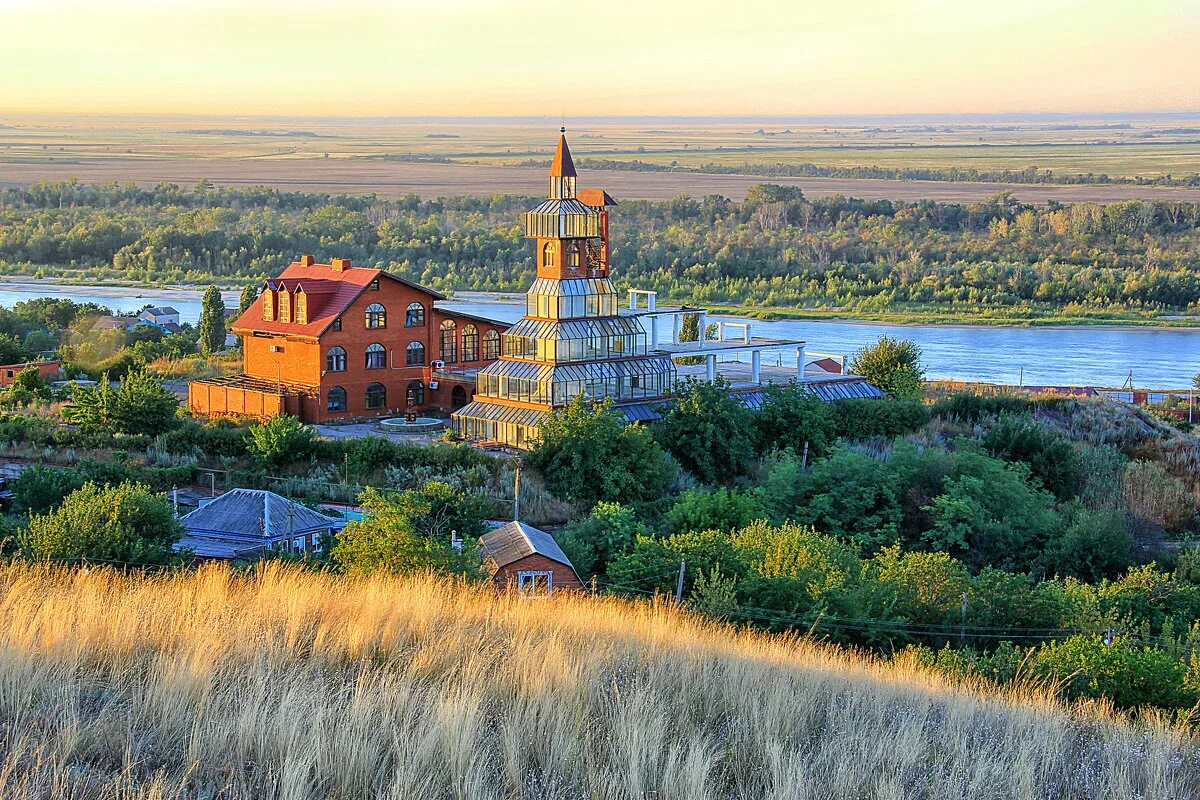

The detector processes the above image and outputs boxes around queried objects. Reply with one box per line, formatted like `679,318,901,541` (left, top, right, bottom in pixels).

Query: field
3,114,1200,203
0,562,1195,799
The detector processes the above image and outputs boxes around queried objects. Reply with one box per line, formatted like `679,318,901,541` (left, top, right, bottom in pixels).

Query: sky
0,0,1197,117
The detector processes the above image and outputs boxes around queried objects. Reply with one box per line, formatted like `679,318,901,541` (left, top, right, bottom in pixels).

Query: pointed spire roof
549,128,576,178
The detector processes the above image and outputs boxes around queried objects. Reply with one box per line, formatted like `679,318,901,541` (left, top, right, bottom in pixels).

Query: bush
826,398,929,439
559,502,649,578
1040,504,1133,581
654,377,756,484
19,481,183,564
932,392,1031,424
164,418,251,459
983,415,1082,500
247,415,317,470
664,488,762,535
1034,636,1199,709
525,396,669,508
754,383,835,457
63,367,180,436
848,336,925,400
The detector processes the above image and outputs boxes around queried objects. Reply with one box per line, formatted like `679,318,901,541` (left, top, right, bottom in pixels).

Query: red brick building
189,256,506,423
0,360,62,387
479,521,584,595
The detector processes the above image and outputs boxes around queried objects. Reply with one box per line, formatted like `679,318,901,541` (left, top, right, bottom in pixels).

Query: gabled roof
141,306,179,316
578,188,618,207
549,132,576,178
231,258,447,338
479,521,574,570
180,488,344,539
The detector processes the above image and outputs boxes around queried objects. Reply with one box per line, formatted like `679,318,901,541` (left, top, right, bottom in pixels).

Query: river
2,281,1196,389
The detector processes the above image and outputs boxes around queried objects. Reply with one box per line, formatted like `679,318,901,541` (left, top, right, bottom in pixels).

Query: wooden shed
478,521,583,595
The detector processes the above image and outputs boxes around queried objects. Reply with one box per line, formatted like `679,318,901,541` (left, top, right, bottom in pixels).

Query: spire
549,129,576,178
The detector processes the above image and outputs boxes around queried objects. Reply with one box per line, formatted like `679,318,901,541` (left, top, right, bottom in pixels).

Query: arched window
461,324,479,362
406,341,425,366
327,386,347,412
365,342,387,369
439,319,458,363
451,385,467,410
406,380,425,407
541,242,556,269
365,303,386,329
565,242,580,269
365,382,386,410
326,346,346,372
405,302,425,327
483,329,500,360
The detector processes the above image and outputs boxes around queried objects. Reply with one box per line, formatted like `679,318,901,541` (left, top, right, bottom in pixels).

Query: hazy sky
1,0,1197,116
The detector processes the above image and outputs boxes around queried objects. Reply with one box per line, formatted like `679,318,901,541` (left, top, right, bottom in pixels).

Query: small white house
138,306,181,327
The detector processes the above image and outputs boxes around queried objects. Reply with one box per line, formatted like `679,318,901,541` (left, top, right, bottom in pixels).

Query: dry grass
0,563,1195,799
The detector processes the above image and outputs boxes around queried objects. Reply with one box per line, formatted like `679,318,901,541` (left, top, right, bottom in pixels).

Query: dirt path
3,158,1199,204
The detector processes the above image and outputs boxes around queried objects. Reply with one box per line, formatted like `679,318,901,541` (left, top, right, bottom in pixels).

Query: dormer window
332,317,342,332
262,287,276,322
278,287,291,324
294,289,307,325
370,278,380,291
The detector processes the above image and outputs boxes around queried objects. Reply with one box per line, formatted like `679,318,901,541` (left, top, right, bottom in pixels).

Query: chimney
330,257,351,272
298,254,315,267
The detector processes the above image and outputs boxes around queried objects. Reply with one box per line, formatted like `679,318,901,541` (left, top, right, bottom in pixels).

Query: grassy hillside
0,564,1195,799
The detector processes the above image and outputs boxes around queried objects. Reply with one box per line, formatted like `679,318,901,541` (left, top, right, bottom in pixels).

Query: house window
365,382,386,410
406,341,425,366
294,290,308,325
332,317,342,332
406,380,425,407
327,386,347,412
461,324,478,362
262,287,275,321
439,319,457,363
278,288,291,323
406,302,425,327
566,242,580,268
365,303,387,329
541,242,556,269
483,329,500,360
517,571,553,596
365,343,387,369
370,278,380,290
326,346,346,372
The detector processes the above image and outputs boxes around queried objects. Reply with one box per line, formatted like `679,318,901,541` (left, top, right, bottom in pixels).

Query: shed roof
180,488,344,539
479,521,574,570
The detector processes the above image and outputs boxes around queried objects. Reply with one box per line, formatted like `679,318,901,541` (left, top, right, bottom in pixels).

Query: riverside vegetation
2,181,1200,323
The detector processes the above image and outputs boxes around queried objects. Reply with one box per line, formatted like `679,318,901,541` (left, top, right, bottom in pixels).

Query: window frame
327,385,347,412
365,342,387,370
405,302,426,327
365,303,387,330
326,346,347,373
439,319,458,363
365,382,387,410
517,570,553,596
405,341,425,366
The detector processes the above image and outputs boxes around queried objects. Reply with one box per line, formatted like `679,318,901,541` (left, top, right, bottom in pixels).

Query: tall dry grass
0,563,1195,799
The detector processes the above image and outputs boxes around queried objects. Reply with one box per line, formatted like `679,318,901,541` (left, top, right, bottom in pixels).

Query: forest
1,181,1200,321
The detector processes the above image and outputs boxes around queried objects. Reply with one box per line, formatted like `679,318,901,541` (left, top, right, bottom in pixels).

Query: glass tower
453,130,676,448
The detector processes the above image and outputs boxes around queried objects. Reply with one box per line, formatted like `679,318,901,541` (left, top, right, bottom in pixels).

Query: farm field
2,113,1200,202
5,156,1200,204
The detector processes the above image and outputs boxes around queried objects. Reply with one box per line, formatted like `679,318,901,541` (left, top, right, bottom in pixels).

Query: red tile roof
232,259,446,339
549,133,576,178
578,188,618,207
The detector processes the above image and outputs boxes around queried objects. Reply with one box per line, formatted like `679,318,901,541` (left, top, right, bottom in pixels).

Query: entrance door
451,385,467,410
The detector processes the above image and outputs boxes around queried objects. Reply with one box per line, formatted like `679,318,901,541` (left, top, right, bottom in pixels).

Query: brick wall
490,553,584,593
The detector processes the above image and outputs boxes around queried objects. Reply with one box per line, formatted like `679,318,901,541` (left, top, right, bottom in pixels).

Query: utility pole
960,592,968,640
674,560,686,606
513,463,521,521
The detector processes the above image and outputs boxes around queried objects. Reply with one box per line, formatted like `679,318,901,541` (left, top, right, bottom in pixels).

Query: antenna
560,114,566,134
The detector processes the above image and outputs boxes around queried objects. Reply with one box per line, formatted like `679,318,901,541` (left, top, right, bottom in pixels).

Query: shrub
664,488,762,535
19,481,183,564
848,336,925,400
754,383,835,457
559,502,649,578
654,377,756,484
826,398,929,439
247,415,317,470
983,414,1082,500
932,392,1032,424
331,487,478,577
1034,636,1199,709
525,396,668,508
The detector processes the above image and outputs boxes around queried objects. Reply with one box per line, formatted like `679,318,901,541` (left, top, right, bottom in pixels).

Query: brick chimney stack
331,258,351,272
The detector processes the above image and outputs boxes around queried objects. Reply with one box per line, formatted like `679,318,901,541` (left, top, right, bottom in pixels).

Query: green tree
1039,503,1132,581
754,382,835,457
331,487,477,576
524,396,669,508
655,377,755,484
983,414,1081,500
387,480,490,542
559,502,648,577
198,285,226,356
19,481,182,564
11,464,88,515
237,283,258,317
1034,636,1199,709
1,366,52,407
63,367,179,436
247,415,317,470
848,335,925,399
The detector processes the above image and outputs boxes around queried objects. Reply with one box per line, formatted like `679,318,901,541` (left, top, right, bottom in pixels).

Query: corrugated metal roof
526,278,617,297
479,521,574,569
479,356,674,383
453,402,549,427
616,401,668,422
175,534,266,560
505,316,646,341
181,488,344,539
